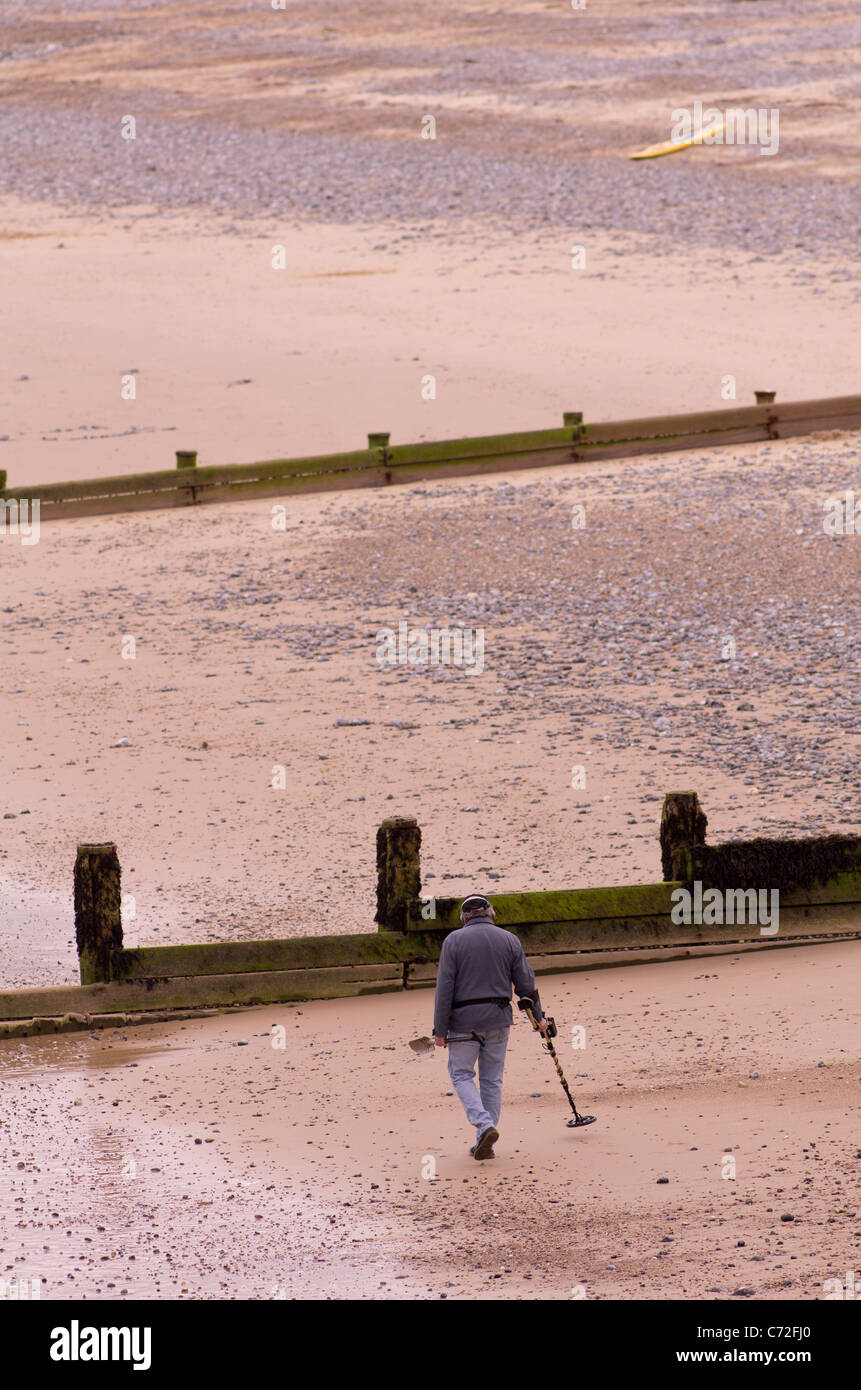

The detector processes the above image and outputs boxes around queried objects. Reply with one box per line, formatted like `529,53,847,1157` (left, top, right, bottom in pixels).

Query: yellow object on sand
630,118,726,160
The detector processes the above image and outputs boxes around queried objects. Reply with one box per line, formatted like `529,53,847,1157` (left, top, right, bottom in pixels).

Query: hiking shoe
469,1143,495,1158
473,1126,498,1160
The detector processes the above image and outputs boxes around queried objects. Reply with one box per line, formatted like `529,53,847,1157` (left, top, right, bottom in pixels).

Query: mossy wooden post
376,816,421,932
754,391,778,439
563,411,585,445
75,843,123,984
368,432,392,483
176,450,198,469
660,792,707,881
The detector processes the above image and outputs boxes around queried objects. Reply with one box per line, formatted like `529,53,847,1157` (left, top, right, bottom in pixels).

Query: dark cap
461,894,492,915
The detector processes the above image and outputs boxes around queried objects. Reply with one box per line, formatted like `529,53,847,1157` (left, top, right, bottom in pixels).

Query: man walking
433,894,548,1159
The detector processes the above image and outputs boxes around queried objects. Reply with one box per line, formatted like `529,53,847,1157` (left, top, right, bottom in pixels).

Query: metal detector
518,998,597,1128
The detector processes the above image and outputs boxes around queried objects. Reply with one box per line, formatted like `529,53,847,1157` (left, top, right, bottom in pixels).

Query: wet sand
2,940,859,1300
2,0,860,1305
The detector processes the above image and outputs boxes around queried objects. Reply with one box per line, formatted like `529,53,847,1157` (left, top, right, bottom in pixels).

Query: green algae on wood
74,843,123,984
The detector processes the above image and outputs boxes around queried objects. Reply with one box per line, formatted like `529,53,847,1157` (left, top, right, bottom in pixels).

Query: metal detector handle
517,996,539,1026
518,999,557,1042
518,997,553,1031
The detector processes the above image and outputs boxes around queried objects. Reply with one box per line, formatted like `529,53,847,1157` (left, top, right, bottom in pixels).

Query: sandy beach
1,0,859,1309
2,198,859,492
3,940,859,1300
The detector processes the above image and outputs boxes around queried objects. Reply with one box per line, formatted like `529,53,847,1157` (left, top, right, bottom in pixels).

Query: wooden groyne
2,392,859,521
1,794,860,1036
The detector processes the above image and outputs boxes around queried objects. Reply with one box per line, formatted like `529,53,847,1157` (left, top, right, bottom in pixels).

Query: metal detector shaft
518,1000,596,1127
520,1003,582,1119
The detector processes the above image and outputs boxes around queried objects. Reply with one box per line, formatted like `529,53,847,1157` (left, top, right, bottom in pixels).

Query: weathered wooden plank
512,902,861,952
763,871,861,906
388,445,576,477
413,883,684,931
186,465,390,502
29,466,392,519
527,927,861,973
178,450,380,487
113,931,443,980
405,962,439,987
387,427,573,467
0,1008,220,1039
578,426,772,458
2,449,381,506
0,964,404,1020
32,488,198,520
672,833,861,904
32,468,392,519
772,413,861,439
583,405,770,443
2,472,195,506
773,393,861,422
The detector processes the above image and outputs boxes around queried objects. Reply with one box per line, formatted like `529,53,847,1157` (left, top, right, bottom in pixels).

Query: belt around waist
452,996,511,1008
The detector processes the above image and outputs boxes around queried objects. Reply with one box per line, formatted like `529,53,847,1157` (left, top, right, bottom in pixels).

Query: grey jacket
432,915,544,1038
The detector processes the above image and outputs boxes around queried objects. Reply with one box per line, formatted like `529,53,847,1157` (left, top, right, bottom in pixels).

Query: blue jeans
447,1027,510,1141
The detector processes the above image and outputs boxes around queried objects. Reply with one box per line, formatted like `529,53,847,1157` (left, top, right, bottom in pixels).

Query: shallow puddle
0,1035,190,1079
0,876,77,989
